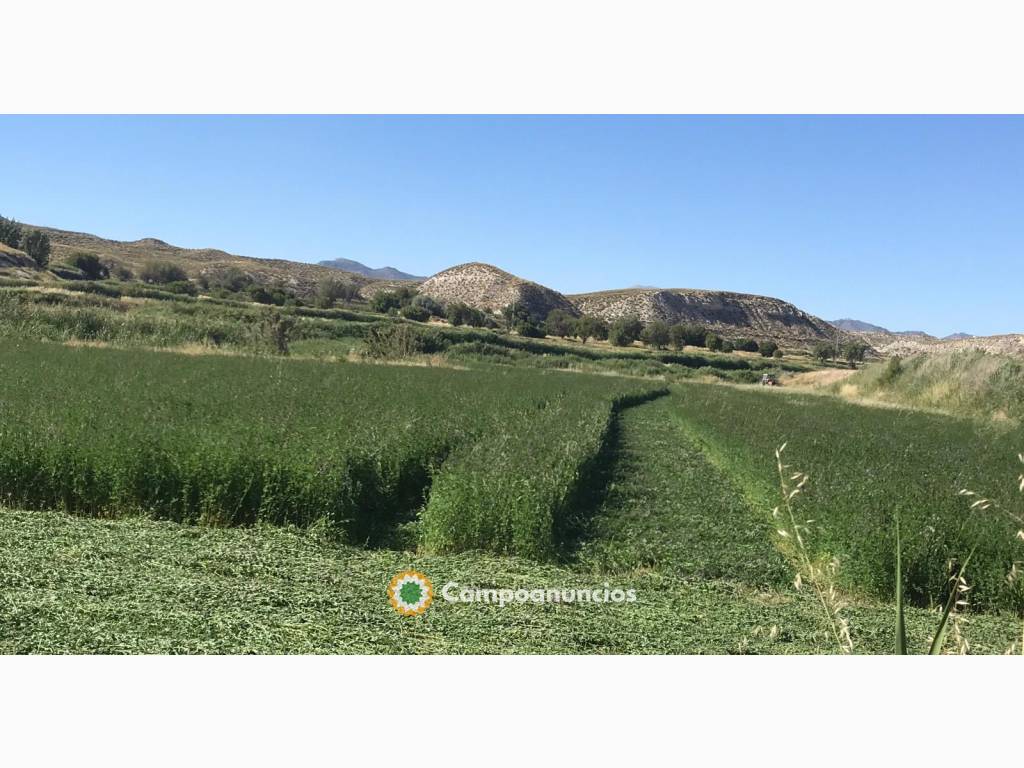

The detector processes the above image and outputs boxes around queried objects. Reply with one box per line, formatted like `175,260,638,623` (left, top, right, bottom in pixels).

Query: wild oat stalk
957,452,1024,655
773,443,853,654
947,562,973,655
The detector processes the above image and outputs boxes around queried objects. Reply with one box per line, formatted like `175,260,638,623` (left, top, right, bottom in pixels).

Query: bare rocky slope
876,334,1024,357
29,225,376,298
419,262,578,320
570,287,850,347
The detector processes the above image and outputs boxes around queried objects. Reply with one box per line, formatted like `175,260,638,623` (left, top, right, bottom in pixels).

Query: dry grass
837,350,1024,425
772,444,853,653
346,348,468,370
784,368,857,389
63,339,246,358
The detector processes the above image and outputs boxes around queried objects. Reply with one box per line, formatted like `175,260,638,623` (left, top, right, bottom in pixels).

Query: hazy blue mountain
318,258,424,281
831,318,890,334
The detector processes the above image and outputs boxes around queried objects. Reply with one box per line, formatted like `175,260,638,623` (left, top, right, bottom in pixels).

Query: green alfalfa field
1,320,1023,653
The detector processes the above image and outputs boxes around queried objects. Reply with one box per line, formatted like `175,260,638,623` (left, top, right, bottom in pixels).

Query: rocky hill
0,243,37,270
419,263,578,320
319,257,424,281
571,288,849,347
28,225,374,298
877,334,1024,357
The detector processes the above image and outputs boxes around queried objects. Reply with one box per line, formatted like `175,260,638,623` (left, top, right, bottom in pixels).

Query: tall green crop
0,339,657,553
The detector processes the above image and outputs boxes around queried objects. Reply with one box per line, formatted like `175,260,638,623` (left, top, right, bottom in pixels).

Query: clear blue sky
2,115,1021,336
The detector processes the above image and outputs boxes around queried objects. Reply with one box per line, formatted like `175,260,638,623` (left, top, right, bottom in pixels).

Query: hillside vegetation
570,287,849,347
30,224,374,298
837,350,1024,423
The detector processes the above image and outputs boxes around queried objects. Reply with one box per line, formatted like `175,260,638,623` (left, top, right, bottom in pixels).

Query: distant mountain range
832,318,971,341
831,318,890,334
318,258,424,281
3,219,982,351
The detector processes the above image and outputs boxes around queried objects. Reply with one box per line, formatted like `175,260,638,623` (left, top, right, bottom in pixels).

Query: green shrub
399,303,431,322
515,320,545,338
161,280,199,297
844,342,869,366
410,294,443,317
0,214,23,248
201,267,253,294
258,311,296,354
64,252,109,280
575,315,608,344
608,317,643,347
370,286,417,313
705,333,724,352
500,303,531,329
22,230,50,268
758,340,779,357
107,262,134,281
447,302,489,328
140,260,188,285
642,320,670,349
812,342,833,362
246,283,297,305
315,276,362,308
670,323,706,349
544,309,576,338
880,355,903,385
363,323,446,358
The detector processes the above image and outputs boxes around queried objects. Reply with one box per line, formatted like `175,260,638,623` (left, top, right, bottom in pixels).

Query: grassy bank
669,384,1024,612
837,350,1024,423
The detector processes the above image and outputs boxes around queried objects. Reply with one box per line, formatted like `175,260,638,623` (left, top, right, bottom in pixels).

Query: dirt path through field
573,396,789,586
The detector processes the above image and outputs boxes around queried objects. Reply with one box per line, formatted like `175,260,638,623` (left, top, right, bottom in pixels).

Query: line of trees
1,214,50,267
541,309,786,357
812,340,869,367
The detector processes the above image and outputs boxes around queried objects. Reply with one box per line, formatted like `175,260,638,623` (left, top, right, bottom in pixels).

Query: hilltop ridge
571,287,848,347
29,224,376,297
419,262,578,320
